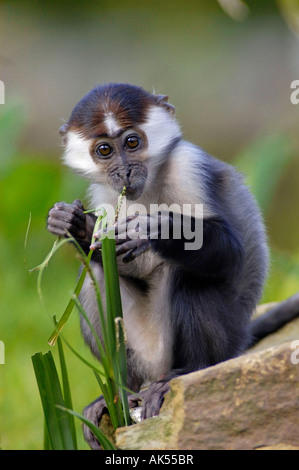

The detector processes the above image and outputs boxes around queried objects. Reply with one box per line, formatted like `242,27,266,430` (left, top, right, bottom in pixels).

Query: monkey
47,83,297,450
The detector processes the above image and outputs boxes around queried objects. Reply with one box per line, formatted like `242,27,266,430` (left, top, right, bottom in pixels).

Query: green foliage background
0,0,299,449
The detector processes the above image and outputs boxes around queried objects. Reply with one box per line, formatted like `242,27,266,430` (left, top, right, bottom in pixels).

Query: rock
99,413,117,447
116,342,299,450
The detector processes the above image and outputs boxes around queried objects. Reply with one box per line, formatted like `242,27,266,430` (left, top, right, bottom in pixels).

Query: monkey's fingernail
90,242,101,250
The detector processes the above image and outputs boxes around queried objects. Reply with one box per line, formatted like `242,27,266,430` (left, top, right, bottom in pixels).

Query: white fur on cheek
139,106,181,163
63,131,100,180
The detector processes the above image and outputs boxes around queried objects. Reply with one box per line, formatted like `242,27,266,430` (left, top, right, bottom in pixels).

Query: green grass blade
101,234,131,426
55,333,106,379
41,352,77,450
32,352,64,450
43,420,51,450
48,260,90,346
55,317,77,449
32,351,77,450
101,235,117,358
47,217,107,347
93,370,120,430
57,406,116,450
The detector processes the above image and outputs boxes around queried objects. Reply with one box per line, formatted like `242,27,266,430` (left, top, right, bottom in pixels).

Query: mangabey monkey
47,83,295,450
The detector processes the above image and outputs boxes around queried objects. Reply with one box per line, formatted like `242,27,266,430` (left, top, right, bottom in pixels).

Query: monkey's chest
117,250,163,278
119,266,172,381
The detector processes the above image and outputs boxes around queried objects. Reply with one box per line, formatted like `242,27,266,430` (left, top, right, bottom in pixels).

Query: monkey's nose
126,167,132,180
115,166,132,185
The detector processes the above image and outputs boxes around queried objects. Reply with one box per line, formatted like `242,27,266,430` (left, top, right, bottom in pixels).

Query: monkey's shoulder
163,140,245,212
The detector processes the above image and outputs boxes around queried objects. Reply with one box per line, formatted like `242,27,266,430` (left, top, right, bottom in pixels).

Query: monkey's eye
125,136,141,150
96,143,113,158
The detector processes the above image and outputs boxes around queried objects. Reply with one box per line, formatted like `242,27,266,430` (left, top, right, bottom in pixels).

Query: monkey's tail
249,292,299,348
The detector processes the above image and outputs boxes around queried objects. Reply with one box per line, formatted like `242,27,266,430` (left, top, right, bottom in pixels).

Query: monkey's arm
151,214,245,279
47,199,97,256
93,213,244,278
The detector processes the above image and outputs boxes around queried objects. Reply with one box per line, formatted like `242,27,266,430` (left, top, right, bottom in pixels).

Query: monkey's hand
47,199,96,253
91,215,151,263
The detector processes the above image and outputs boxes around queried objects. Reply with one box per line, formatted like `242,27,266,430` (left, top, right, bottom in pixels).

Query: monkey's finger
114,215,138,236
72,199,85,211
49,207,86,228
47,224,70,238
115,220,149,242
48,218,86,239
127,393,142,408
123,240,150,263
52,202,86,222
90,240,102,251
115,240,140,257
141,393,165,420
140,381,170,420
115,233,132,244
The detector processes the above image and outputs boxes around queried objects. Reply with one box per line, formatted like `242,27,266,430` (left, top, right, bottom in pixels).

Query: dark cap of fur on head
59,83,175,139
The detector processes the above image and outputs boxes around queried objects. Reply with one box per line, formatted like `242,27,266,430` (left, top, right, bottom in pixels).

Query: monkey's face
61,83,181,200
90,128,148,200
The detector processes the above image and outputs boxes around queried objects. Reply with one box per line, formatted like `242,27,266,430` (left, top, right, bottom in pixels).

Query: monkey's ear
59,123,69,136
155,94,176,116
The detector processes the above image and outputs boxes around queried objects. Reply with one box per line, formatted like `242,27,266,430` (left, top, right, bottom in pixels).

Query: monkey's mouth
124,185,143,200
107,164,148,201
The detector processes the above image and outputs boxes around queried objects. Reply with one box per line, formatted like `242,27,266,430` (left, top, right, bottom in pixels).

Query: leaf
55,317,77,449
56,406,116,450
47,261,89,346
32,351,77,450
101,234,131,426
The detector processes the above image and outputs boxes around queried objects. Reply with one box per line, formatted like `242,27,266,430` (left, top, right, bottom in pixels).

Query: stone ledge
116,342,299,450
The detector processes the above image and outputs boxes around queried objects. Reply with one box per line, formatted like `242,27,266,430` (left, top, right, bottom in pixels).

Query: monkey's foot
83,396,108,450
83,394,142,450
83,383,169,449
138,381,170,419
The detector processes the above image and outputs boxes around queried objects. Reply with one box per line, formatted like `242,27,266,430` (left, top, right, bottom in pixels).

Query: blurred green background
0,0,299,450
